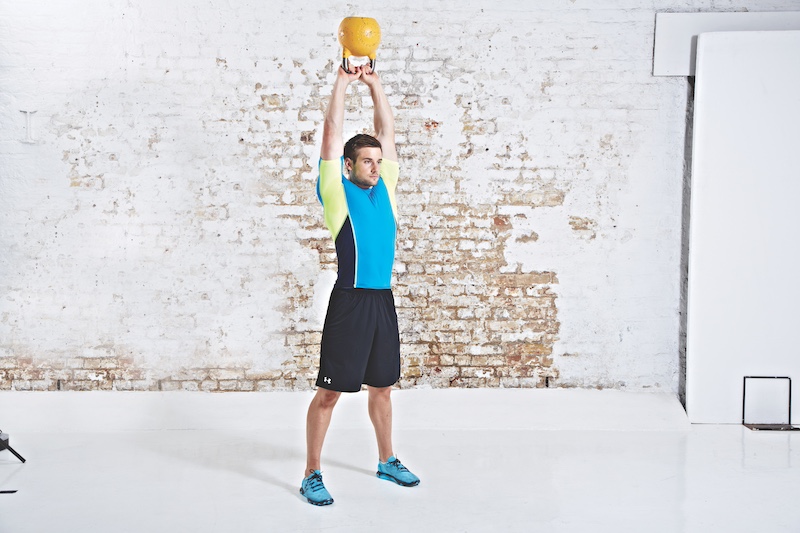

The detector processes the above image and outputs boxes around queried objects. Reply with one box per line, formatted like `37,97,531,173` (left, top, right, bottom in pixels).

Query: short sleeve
380,159,399,194
317,158,348,239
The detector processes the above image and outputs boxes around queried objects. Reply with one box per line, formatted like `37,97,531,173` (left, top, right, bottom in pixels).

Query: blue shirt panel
316,159,397,289
341,177,396,289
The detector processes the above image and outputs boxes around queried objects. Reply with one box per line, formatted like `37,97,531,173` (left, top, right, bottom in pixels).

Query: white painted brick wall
1,0,796,392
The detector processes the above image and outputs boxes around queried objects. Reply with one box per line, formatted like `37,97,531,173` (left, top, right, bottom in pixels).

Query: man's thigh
317,289,377,392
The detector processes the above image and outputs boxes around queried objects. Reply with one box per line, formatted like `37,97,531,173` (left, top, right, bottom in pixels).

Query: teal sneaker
376,456,420,487
300,470,334,506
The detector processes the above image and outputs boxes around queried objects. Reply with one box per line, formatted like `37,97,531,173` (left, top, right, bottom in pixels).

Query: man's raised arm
361,67,396,162
321,67,362,161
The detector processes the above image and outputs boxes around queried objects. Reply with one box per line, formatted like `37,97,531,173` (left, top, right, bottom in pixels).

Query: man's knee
368,385,392,400
315,388,342,409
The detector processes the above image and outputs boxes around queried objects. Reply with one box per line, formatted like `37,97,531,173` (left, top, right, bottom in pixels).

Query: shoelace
388,458,409,472
306,472,326,492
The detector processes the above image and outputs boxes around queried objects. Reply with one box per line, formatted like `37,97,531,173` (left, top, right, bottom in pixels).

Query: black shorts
316,288,401,392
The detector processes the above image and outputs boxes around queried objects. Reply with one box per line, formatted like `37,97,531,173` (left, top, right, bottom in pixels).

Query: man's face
345,147,382,189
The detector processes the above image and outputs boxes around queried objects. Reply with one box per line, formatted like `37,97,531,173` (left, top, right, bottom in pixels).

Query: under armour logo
323,377,331,384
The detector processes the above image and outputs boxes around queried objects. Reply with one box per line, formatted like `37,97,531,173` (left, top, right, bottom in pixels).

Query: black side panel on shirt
334,217,356,289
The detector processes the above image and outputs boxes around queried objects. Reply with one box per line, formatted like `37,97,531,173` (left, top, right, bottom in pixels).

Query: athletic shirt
316,157,399,289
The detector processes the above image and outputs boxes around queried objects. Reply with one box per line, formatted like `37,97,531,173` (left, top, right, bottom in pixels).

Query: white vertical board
653,12,800,76
687,31,800,424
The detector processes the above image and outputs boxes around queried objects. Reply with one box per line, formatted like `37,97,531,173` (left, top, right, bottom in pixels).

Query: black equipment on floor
0,429,24,494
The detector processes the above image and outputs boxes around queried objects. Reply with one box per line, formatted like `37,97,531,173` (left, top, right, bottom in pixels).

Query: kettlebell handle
342,57,377,74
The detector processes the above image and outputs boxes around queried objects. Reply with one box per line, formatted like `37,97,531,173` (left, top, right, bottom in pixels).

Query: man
300,64,420,506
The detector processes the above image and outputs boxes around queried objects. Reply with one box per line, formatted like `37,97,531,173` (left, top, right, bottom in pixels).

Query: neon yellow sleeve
380,159,399,221
318,159,348,240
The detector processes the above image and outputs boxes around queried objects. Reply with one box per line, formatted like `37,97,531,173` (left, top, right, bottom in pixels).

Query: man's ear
344,158,353,172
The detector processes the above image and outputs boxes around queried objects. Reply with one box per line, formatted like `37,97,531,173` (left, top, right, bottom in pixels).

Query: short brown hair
344,134,382,163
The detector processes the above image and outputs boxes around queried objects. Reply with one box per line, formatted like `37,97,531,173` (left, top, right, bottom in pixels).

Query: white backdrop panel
653,12,800,76
687,30,800,424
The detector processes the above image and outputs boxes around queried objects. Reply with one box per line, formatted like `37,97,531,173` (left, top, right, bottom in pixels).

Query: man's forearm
363,75,396,161
321,75,351,160
370,81,394,140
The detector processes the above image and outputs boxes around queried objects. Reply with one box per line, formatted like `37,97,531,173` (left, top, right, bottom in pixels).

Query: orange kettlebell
338,17,381,73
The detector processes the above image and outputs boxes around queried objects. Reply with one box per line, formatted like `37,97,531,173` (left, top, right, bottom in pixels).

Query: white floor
1,389,799,532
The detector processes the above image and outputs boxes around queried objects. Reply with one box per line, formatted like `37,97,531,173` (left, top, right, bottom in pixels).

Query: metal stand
742,376,800,431
1,430,24,494
0,431,25,463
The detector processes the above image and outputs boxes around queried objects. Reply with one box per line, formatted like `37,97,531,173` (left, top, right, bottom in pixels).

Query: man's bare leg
305,388,342,475
367,385,394,462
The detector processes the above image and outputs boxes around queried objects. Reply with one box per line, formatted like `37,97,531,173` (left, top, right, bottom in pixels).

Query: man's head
344,134,382,189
